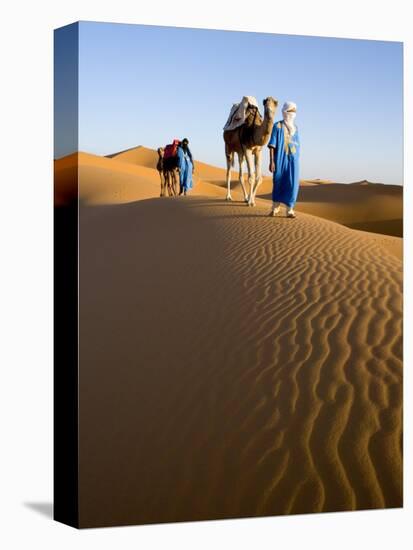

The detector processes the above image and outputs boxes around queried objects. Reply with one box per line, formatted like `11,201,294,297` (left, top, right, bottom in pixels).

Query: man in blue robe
177,138,194,196
268,102,300,218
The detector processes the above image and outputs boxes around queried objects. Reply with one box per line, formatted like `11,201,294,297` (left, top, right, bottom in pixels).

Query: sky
54,24,78,158
56,21,403,184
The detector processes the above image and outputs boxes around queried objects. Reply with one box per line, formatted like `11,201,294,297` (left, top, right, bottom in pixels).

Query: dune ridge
55,145,402,238
54,147,403,259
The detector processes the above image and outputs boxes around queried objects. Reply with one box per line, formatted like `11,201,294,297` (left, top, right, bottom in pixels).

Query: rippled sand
76,193,402,527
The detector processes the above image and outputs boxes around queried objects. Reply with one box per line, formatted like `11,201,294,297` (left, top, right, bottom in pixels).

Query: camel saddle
164,139,180,159
223,96,261,131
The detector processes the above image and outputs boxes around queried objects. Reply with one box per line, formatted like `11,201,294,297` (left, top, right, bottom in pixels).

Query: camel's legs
172,170,178,196
225,152,233,201
165,171,172,196
251,149,263,206
245,149,255,206
237,153,248,202
164,172,169,196
159,171,166,197
168,171,173,196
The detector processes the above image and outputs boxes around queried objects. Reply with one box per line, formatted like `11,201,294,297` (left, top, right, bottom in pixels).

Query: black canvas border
53,22,79,529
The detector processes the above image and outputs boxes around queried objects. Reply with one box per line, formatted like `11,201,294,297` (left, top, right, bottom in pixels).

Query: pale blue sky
58,21,403,184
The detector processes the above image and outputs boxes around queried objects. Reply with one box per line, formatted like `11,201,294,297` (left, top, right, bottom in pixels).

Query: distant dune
107,146,404,237
106,144,158,167
55,146,403,255
56,146,403,239
350,179,374,185
107,144,239,183
55,149,229,206
301,178,335,185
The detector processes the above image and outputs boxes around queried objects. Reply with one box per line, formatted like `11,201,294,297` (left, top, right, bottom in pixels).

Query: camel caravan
157,138,194,197
157,96,300,217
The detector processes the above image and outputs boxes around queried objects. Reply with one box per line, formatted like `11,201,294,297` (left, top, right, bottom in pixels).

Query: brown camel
157,146,179,197
157,147,167,197
223,96,278,206
163,164,178,197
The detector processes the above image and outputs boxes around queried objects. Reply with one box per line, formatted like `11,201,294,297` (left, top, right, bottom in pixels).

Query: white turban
282,101,297,136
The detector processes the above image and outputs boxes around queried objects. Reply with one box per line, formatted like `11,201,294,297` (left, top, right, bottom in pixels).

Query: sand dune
108,144,239,183
55,148,403,257
53,148,404,526
55,150,232,206
106,144,159,167
56,146,403,238
77,192,402,527
54,153,79,206
257,179,402,238
303,178,335,185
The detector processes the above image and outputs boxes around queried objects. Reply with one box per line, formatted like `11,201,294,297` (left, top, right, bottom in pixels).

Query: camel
157,148,167,197
158,146,179,197
223,97,278,206
163,163,179,197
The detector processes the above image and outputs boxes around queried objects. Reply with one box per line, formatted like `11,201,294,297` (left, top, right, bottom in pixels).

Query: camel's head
157,147,164,157
263,97,278,116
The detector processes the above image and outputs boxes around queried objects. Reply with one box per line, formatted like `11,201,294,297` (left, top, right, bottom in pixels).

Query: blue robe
268,121,300,207
177,147,193,191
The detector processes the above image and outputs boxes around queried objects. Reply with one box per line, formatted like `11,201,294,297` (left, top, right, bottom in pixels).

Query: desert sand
56,146,403,238
55,146,403,527
258,179,403,238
